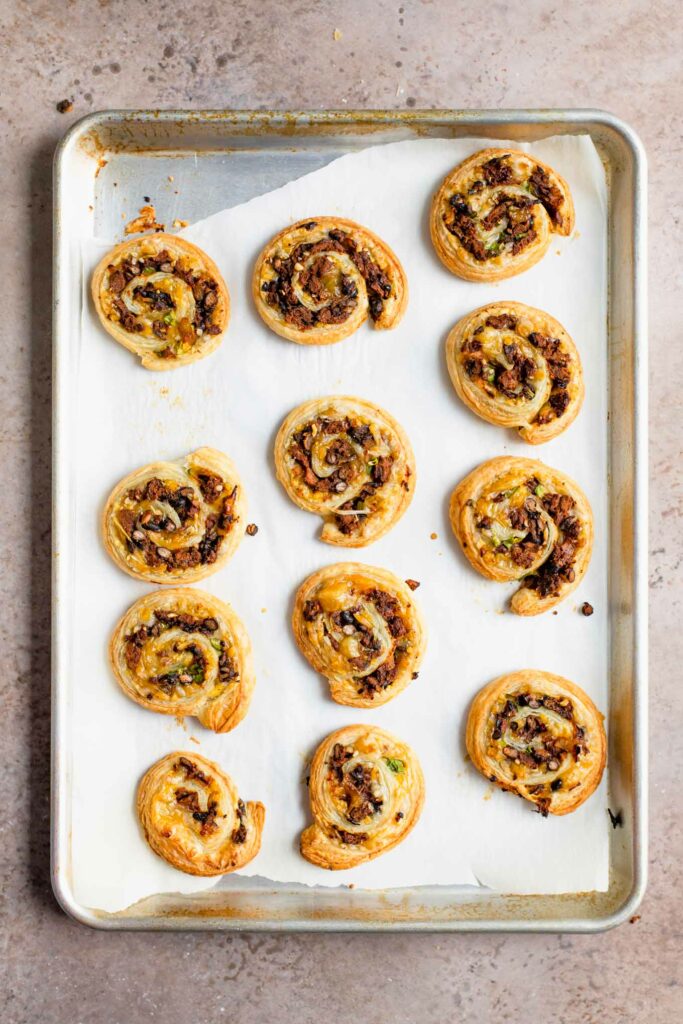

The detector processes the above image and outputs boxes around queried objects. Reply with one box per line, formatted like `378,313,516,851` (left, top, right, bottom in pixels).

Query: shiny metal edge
51,108,648,931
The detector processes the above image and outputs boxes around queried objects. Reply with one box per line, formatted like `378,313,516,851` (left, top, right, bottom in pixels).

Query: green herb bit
534,484,545,497
162,312,176,326
210,638,223,652
142,266,155,275
367,457,378,467
384,757,405,774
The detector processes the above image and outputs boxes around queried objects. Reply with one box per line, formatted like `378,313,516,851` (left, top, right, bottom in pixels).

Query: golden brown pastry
449,456,593,615
445,302,584,443
274,396,415,547
466,670,606,816
102,447,246,584
137,752,264,876
91,233,229,369
110,589,254,733
252,217,407,345
430,148,575,282
301,724,424,869
292,563,426,708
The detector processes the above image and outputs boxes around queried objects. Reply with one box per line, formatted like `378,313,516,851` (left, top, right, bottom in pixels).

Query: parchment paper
69,136,608,912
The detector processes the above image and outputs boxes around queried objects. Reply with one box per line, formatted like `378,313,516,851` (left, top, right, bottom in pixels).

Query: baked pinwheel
102,447,246,584
91,234,229,369
110,589,254,733
137,752,265,875
445,302,584,443
466,670,606,816
252,217,407,345
292,563,426,707
301,724,424,869
274,396,415,547
449,456,593,615
430,148,575,282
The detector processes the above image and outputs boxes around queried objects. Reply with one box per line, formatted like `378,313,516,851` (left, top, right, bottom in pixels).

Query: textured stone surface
1,0,681,1020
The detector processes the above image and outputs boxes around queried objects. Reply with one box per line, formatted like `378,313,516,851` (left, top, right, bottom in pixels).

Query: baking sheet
69,135,608,913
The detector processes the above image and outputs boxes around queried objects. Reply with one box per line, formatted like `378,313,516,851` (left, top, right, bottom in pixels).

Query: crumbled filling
105,248,222,355
262,225,392,329
489,691,588,815
124,610,238,692
328,743,383,839
443,156,565,261
116,474,239,572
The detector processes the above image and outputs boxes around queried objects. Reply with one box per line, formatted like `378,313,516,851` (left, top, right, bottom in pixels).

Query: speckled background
1,1,681,1020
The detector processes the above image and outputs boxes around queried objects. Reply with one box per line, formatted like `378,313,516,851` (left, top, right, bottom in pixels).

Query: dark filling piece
287,416,395,536
328,744,382,840
522,491,580,597
106,248,221,347
124,612,237,690
117,476,239,572
174,756,211,785
528,332,572,421
231,799,247,844
445,190,537,262
528,165,564,227
175,788,219,836
463,321,571,420
494,693,587,816
262,227,392,329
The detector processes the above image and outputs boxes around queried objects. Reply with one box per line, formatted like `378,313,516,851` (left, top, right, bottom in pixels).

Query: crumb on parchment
124,204,164,235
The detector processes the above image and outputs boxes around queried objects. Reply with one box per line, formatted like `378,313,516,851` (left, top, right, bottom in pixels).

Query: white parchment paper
68,136,608,912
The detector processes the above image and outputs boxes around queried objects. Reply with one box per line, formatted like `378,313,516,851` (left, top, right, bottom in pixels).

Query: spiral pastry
292,563,426,708
110,589,254,733
301,724,424,869
430,148,575,282
449,456,593,615
91,234,229,369
445,302,584,443
252,217,407,345
466,670,606,816
102,447,246,584
274,396,415,547
137,752,265,876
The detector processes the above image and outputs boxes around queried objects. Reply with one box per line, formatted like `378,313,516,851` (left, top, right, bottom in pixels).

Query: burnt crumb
608,808,624,829
56,98,74,113
246,523,259,536
405,578,420,591
335,828,368,845
581,602,594,617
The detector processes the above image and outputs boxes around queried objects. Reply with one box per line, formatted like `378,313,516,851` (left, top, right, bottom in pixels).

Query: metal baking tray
52,109,647,931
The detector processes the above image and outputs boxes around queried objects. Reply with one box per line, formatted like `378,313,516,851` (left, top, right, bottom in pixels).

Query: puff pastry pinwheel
91,234,229,369
449,456,593,615
445,302,584,443
110,589,254,733
292,563,426,707
137,752,265,875
252,217,407,345
274,396,415,547
430,148,575,282
301,724,424,869
466,670,606,816
102,447,246,584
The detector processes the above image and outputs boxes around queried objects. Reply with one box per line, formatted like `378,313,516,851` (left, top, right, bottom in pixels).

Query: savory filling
124,610,238,697
461,314,573,423
288,414,402,536
443,155,565,262
104,247,222,357
472,475,582,597
487,691,589,815
327,743,384,842
262,224,392,329
116,472,239,571
172,757,246,843
303,586,412,698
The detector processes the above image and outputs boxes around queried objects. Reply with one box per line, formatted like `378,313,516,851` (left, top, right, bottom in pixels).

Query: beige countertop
1,1,680,1020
